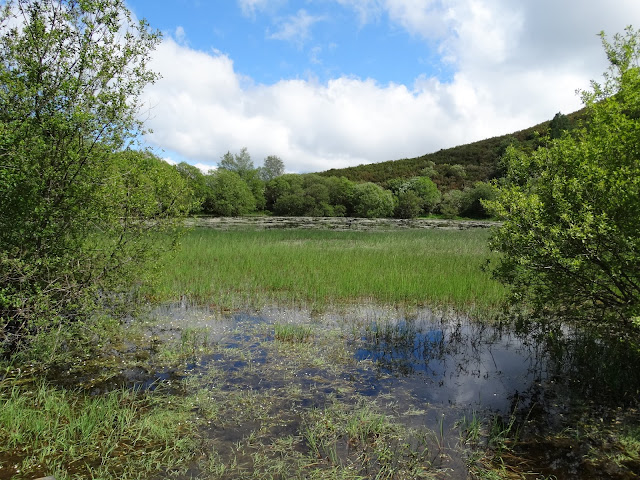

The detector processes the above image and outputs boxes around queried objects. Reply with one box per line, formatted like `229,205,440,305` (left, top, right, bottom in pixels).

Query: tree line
175,151,498,219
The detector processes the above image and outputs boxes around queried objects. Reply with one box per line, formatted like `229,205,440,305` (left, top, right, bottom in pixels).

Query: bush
439,190,465,218
203,170,256,216
485,27,640,326
351,183,395,218
0,0,194,356
394,191,423,219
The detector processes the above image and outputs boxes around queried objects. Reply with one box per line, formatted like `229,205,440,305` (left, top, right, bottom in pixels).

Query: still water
148,303,640,415
140,303,640,479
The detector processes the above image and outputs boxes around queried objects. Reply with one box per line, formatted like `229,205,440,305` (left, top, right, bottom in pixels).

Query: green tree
485,27,640,327
442,164,467,180
174,162,208,212
325,176,353,216
203,169,256,216
549,112,571,139
460,181,497,218
394,190,422,219
439,189,465,218
219,147,254,177
259,155,285,182
219,148,265,211
420,161,437,179
0,0,190,355
265,174,304,214
405,176,441,214
351,183,394,218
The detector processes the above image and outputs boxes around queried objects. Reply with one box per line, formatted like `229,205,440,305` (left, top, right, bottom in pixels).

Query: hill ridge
316,109,585,189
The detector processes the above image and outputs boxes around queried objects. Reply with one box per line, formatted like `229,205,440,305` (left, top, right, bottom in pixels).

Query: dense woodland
172,110,582,220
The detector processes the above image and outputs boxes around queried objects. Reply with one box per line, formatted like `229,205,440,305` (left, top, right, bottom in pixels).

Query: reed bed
0,381,197,479
154,228,506,310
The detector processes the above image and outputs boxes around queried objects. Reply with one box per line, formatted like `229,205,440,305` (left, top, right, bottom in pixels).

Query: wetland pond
101,302,640,479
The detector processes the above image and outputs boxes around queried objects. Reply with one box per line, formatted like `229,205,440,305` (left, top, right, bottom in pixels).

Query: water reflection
147,303,640,415
355,313,549,412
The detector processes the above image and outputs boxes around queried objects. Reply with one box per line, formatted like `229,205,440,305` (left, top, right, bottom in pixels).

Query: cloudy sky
126,0,640,174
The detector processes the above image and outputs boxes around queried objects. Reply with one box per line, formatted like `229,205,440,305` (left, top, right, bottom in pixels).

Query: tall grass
0,381,197,479
153,228,506,309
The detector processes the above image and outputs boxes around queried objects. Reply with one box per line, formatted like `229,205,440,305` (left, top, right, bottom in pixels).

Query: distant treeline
174,110,584,220
175,156,496,219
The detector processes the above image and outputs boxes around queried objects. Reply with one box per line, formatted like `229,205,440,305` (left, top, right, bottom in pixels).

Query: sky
126,0,640,174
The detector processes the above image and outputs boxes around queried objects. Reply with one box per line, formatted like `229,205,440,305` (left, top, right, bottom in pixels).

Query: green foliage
319,114,585,190
460,181,497,218
174,162,208,212
549,111,571,139
218,147,265,211
404,176,441,214
421,160,437,178
267,174,305,215
350,182,395,218
266,174,354,217
0,0,190,355
439,189,465,218
394,190,422,219
323,175,354,216
442,163,467,179
218,147,254,177
259,155,285,181
203,169,256,216
486,27,640,326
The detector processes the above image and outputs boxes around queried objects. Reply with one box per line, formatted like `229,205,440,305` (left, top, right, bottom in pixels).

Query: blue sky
129,1,452,86
127,0,640,173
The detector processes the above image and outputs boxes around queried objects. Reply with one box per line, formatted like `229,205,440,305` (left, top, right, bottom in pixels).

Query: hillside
317,110,586,190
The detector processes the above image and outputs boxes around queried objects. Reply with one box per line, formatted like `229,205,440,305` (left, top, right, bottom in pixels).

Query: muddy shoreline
188,216,501,231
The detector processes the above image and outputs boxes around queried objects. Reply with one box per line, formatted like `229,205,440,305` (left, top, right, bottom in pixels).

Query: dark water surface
139,304,640,479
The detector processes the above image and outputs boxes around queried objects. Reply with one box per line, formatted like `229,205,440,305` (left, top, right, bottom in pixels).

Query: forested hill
317,109,585,190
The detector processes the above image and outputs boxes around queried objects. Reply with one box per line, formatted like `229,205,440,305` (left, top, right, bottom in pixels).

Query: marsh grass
274,323,313,343
8,223,638,479
0,381,197,479
302,399,443,478
153,228,505,310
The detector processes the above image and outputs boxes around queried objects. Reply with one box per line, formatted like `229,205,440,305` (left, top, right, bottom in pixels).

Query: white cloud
174,25,187,45
384,0,453,39
268,9,324,47
334,0,385,25
195,163,218,174
238,0,271,17
140,1,640,173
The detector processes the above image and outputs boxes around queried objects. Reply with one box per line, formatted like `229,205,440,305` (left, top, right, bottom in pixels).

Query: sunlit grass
0,381,197,479
154,228,506,310
274,323,313,343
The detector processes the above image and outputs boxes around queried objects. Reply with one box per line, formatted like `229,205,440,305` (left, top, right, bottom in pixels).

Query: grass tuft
274,323,313,343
